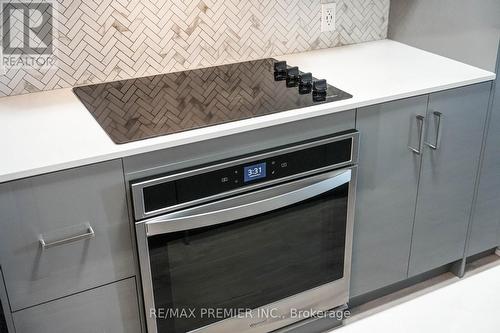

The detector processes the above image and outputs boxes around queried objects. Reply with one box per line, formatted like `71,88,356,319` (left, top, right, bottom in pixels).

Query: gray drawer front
123,110,356,181
0,160,135,311
12,277,141,333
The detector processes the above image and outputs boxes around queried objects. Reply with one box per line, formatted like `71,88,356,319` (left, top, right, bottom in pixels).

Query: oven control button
298,72,313,94
312,79,327,102
286,67,299,87
274,60,287,72
274,61,287,81
313,79,327,92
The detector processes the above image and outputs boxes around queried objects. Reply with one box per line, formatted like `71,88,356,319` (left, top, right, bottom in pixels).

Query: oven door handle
144,167,353,236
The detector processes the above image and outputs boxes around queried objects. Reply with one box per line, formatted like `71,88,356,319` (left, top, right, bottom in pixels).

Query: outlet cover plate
321,3,336,32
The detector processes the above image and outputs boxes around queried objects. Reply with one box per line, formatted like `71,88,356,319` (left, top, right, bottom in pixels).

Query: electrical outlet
321,3,336,32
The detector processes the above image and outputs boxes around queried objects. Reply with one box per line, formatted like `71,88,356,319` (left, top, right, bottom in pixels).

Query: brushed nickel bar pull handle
39,225,95,250
145,168,352,236
409,115,425,155
425,111,443,150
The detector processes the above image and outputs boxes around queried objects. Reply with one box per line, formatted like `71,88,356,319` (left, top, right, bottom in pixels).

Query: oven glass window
148,183,349,333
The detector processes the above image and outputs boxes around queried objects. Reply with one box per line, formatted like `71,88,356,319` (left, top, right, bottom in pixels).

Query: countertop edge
0,73,494,184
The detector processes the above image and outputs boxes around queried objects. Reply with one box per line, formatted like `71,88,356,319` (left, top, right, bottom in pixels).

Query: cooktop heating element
73,58,352,144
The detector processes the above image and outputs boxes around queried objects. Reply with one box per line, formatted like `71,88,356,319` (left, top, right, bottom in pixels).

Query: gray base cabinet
352,82,493,296
408,82,491,276
468,55,500,256
12,278,141,333
0,160,136,311
351,95,427,297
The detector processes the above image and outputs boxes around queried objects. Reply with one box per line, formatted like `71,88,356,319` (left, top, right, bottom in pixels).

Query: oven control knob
286,66,299,87
298,72,312,94
273,61,287,81
312,79,327,102
312,79,327,93
274,60,287,72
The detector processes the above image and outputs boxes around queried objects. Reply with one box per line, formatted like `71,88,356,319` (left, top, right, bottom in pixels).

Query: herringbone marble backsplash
0,0,390,97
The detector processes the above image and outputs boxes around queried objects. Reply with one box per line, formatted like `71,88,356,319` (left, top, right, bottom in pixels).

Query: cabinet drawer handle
409,115,426,155
39,225,95,250
425,111,443,150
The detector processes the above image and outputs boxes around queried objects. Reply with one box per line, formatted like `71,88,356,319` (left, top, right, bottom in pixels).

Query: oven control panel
132,131,358,220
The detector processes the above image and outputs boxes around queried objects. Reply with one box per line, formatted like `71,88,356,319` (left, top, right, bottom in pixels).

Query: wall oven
131,130,359,333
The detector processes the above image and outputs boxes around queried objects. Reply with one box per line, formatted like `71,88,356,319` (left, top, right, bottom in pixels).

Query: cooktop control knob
312,79,327,102
286,66,299,87
273,61,287,81
298,73,312,94
312,79,327,92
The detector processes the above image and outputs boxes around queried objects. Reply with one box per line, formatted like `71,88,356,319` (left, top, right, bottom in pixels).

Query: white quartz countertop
0,39,495,183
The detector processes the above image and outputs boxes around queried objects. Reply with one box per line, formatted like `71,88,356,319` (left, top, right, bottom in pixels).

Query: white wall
388,0,500,72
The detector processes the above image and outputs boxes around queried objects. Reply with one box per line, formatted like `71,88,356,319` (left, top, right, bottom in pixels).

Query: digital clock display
243,162,267,183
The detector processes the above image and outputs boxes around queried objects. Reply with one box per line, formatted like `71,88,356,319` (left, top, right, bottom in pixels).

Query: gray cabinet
352,82,492,296
0,160,135,311
408,83,491,276
468,60,500,256
351,95,427,297
12,277,141,333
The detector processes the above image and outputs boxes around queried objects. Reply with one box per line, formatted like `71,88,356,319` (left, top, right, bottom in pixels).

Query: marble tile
0,0,390,97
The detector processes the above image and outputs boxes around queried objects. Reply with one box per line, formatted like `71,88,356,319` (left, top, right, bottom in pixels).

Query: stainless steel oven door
136,166,357,333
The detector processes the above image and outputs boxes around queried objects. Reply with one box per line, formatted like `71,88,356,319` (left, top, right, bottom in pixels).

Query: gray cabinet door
0,160,135,311
468,57,500,256
12,277,141,333
409,82,491,276
350,95,427,297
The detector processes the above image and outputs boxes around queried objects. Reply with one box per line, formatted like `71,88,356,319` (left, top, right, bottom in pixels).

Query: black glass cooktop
73,58,352,144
